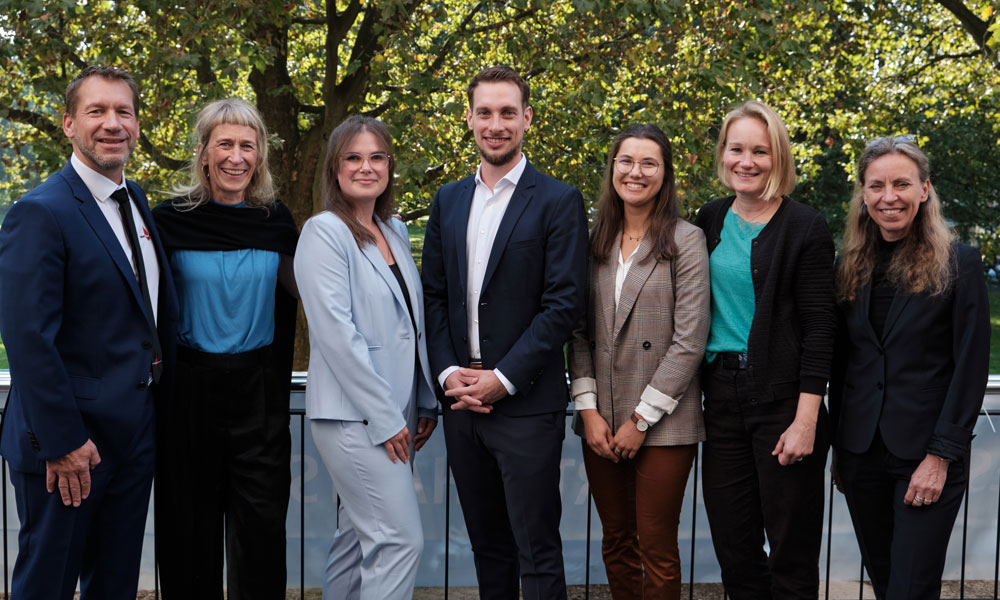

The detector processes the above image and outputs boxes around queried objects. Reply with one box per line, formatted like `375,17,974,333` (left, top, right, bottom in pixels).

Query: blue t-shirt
705,209,766,362
171,245,280,354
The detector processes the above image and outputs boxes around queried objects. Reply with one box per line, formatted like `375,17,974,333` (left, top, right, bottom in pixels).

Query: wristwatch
630,412,649,432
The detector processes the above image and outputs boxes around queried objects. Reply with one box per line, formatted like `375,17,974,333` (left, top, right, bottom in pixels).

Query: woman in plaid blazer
568,123,711,599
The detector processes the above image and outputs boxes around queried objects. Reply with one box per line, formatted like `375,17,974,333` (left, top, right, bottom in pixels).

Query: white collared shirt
437,154,527,395
71,153,160,323
614,242,640,307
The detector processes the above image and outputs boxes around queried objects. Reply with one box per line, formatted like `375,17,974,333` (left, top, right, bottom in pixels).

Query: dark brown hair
590,124,679,262
467,65,530,108
65,66,140,117
321,116,396,248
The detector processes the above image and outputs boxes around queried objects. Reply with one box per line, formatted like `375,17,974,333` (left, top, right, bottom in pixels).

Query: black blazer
829,243,991,461
696,195,836,403
421,161,589,415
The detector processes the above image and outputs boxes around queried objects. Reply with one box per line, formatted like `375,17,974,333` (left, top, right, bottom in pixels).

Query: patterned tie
111,187,163,384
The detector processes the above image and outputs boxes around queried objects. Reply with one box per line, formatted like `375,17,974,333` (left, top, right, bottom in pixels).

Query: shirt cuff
634,385,679,426
570,378,598,411
438,366,460,390
493,368,517,396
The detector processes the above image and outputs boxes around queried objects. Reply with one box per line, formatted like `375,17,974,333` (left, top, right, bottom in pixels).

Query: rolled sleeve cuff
493,368,517,396
635,385,679,426
926,434,971,464
438,366,460,390
570,378,598,411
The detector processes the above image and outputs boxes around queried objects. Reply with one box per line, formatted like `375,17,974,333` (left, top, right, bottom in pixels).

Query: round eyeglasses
342,152,391,169
614,157,660,176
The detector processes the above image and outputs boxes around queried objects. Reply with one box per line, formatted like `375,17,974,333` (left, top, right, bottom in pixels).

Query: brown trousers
582,442,697,600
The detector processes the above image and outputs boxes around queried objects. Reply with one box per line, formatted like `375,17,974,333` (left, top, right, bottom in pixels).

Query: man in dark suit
0,66,177,599
422,65,588,600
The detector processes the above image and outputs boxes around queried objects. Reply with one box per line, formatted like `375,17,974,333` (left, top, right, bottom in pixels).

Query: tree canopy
2,0,997,361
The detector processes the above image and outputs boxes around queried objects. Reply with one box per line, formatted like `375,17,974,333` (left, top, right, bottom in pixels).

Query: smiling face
201,123,259,204
62,76,139,183
613,137,664,215
336,130,390,207
721,117,773,201
466,81,532,169
862,152,929,242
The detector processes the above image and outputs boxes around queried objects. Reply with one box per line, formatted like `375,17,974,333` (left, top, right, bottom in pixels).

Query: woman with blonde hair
569,123,710,599
696,100,835,599
830,136,990,599
152,98,299,599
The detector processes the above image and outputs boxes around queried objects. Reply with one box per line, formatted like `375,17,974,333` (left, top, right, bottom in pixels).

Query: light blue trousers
311,417,423,600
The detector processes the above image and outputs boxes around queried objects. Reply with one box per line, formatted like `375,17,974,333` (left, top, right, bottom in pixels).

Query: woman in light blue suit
294,115,438,600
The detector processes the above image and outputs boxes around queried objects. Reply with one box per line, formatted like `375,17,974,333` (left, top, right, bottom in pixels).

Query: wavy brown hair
321,115,397,248
590,124,679,262
836,137,954,302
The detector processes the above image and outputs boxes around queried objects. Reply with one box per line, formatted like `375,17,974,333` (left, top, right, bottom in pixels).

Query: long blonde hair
836,137,953,302
173,98,276,209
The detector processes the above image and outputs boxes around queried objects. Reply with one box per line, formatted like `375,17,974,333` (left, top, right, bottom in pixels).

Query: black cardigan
695,195,836,403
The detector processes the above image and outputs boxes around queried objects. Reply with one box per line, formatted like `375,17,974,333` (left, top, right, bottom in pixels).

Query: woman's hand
610,418,646,461
772,392,821,466
904,454,949,507
383,426,411,464
413,417,437,451
580,410,617,462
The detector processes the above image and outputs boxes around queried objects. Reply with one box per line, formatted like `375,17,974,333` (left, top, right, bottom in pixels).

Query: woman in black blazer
830,137,990,600
696,101,835,599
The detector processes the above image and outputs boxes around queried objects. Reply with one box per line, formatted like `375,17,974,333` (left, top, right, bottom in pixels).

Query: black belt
718,352,750,370
177,345,269,370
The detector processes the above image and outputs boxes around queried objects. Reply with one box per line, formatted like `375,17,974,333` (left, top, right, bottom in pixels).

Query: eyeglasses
342,152,391,169
614,157,660,176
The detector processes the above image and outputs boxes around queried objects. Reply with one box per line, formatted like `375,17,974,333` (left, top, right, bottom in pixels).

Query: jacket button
642,341,651,349
876,382,884,390
141,340,152,349
137,381,147,390
752,268,759,274
590,341,596,350
362,420,369,426
462,336,468,342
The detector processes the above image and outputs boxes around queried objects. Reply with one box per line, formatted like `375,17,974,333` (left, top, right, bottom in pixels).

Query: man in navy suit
422,65,588,600
0,66,177,599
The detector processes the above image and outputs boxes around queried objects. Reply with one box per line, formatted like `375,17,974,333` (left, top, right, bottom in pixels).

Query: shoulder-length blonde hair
836,137,953,302
714,100,796,202
590,123,679,262
321,116,396,248
173,98,276,209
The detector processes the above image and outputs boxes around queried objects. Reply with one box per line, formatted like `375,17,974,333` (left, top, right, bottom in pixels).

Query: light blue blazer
295,211,437,446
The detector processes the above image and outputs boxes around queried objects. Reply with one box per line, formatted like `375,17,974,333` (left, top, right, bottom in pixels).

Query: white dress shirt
437,155,527,395
71,153,160,322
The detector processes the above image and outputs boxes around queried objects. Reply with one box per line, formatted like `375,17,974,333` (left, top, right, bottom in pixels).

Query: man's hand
413,417,438,451
445,368,508,412
46,439,101,507
444,370,491,413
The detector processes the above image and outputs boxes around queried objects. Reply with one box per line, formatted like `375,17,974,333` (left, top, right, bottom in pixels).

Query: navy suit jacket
829,243,990,461
421,161,588,415
0,162,178,473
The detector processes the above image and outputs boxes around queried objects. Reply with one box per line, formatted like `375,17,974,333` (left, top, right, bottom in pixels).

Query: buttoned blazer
568,220,710,445
295,211,437,446
829,243,990,461
0,162,179,473
421,162,588,415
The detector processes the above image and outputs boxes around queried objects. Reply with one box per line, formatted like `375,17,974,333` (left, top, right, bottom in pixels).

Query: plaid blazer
568,219,710,446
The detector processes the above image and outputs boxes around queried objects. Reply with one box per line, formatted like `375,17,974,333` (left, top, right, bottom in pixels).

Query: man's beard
480,145,520,167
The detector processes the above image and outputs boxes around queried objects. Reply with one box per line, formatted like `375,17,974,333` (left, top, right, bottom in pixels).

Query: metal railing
1,373,999,599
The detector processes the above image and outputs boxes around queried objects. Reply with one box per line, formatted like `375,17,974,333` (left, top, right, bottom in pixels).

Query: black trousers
837,433,968,600
701,362,829,600
443,408,568,600
155,347,291,599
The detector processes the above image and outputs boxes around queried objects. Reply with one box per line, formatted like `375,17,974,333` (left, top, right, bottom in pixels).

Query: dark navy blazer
421,161,588,415
0,162,178,473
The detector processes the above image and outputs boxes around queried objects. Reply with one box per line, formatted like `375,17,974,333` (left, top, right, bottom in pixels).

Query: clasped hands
443,368,508,413
580,410,645,462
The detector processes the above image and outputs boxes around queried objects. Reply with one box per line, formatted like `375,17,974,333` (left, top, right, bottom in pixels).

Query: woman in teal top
695,101,836,599
151,98,299,600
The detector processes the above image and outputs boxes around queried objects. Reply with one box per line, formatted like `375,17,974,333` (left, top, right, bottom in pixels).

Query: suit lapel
881,289,911,342
481,165,535,292
67,166,145,310
595,236,618,344
451,178,475,294
612,237,655,342
380,219,419,328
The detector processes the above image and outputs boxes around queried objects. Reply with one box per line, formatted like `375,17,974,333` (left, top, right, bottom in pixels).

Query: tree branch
900,49,983,79
935,0,989,49
139,132,186,171
6,108,63,141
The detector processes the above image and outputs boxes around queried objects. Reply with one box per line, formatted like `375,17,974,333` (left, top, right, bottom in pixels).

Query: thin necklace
624,231,644,242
